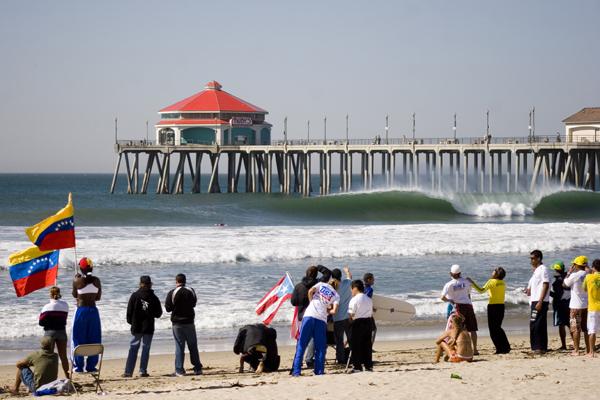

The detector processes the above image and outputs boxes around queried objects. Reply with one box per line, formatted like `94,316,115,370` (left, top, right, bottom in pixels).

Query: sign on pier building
155,81,271,146
563,107,600,143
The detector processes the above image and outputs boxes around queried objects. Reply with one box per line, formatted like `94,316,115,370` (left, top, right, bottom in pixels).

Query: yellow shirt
584,273,600,312
471,278,505,305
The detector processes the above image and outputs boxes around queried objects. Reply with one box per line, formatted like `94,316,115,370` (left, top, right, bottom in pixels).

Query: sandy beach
1,334,598,399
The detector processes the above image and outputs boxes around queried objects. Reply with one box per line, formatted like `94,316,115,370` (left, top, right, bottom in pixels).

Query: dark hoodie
290,265,331,321
126,287,163,334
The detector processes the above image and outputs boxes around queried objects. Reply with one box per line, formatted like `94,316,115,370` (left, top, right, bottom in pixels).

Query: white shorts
587,311,600,334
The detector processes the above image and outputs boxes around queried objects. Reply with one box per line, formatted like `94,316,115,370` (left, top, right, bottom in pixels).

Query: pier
110,136,600,195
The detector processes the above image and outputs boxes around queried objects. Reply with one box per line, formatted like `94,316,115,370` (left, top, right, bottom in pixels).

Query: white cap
450,264,461,274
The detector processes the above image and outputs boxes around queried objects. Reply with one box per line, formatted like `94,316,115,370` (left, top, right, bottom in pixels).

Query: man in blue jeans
9,336,58,395
165,274,203,376
123,275,163,378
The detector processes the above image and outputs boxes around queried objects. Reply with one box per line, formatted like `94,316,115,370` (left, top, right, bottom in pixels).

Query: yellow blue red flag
9,246,60,297
25,193,75,251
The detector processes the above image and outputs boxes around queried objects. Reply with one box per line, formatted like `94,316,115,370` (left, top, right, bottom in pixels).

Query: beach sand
1,334,598,399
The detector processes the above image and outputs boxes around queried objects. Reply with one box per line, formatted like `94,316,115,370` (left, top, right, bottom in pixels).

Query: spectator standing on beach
441,264,479,354
72,257,102,372
8,336,58,396
363,272,377,344
123,276,163,378
290,265,331,367
563,256,590,355
526,250,551,354
291,279,340,376
165,273,203,376
331,266,352,364
348,279,374,372
549,261,571,350
468,267,511,354
39,286,69,378
583,259,600,357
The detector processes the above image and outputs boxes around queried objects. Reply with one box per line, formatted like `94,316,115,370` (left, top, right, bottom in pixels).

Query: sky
0,0,598,173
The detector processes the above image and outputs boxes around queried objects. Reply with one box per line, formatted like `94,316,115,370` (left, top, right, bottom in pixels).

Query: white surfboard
372,294,416,322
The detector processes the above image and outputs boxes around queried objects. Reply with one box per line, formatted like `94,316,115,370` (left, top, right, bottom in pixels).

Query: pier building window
159,128,175,145
181,127,215,144
161,113,181,119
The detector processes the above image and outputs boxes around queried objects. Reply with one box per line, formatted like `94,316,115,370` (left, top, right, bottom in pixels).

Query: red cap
79,257,93,270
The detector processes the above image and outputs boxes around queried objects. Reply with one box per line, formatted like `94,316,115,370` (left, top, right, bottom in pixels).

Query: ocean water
1,173,599,363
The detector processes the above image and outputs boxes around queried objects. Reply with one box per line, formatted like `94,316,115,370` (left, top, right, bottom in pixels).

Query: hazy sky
0,0,598,173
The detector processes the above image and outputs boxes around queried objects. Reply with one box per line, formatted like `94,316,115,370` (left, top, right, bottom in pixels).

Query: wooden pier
110,136,600,195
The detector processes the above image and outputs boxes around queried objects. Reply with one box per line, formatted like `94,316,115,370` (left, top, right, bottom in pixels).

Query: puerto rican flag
255,273,294,325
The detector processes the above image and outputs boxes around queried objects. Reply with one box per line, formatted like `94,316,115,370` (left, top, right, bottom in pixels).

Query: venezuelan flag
9,247,60,297
25,194,75,251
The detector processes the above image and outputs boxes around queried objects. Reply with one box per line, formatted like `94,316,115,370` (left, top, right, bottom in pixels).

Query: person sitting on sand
435,314,473,363
563,256,590,356
549,261,571,351
291,278,340,376
9,336,58,395
468,267,511,354
39,286,70,378
441,264,479,355
583,259,600,357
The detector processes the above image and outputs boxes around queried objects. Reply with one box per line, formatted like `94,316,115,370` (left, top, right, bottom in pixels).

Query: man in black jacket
123,276,163,377
233,324,280,373
290,265,331,367
165,274,203,376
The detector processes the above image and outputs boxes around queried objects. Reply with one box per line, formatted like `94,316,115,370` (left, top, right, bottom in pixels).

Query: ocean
1,173,599,364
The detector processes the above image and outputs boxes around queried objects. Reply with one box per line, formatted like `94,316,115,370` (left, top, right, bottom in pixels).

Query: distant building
155,81,271,146
562,107,600,143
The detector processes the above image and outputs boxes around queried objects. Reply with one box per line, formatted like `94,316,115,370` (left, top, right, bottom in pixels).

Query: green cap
551,260,565,272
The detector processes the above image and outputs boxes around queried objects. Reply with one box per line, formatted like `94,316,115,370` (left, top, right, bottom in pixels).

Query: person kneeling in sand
435,314,473,363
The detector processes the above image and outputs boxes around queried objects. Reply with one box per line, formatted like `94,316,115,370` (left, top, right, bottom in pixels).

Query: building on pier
563,108,600,143
156,81,271,146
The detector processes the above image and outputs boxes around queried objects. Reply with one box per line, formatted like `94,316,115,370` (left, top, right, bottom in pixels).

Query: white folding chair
70,344,104,395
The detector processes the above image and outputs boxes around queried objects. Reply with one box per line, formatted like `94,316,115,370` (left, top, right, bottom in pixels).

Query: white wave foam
2,222,600,267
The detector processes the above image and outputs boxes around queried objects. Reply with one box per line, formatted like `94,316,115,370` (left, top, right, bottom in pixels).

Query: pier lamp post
453,113,457,141
532,107,536,139
385,115,389,144
528,109,532,141
307,120,310,142
284,116,288,144
114,117,118,144
324,116,327,144
346,114,349,143
486,110,490,138
412,113,416,140
146,120,149,142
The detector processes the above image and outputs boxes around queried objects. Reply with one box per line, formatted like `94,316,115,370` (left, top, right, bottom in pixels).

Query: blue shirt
333,279,352,322
364,285,373,298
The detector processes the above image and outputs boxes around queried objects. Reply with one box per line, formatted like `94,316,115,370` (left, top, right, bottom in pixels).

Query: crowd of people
7,250,600,394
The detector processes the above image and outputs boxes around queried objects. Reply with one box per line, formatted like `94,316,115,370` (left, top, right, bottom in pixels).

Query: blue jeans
292,317,327,376
20,367,35,392
124,333,153,375
172,324,202,374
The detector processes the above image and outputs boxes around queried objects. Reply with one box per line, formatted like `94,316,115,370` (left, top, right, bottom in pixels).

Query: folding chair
69,344,104,395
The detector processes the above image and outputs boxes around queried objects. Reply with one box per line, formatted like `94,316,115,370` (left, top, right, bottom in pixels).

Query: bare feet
256,361,264,374
8,386,19,395
570,351,580,356
587,352,595,358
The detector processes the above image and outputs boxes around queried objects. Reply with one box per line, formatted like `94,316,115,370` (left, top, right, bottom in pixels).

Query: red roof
159,81,267,113
156,119,230,126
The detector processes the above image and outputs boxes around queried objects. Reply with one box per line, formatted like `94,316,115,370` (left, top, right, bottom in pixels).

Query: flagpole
69,192,78,270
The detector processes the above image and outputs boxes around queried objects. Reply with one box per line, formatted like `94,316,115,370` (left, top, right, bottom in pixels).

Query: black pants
487,304,511,353
349,318,373,370
529,301,549,352
333,319,351,364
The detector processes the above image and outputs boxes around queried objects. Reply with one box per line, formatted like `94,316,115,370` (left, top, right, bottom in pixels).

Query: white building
563,108,600,143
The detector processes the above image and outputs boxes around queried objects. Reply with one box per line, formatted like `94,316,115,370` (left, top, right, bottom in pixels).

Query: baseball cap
551,260,565,272
140,275,152,285
572,256,588,266
450,264,461,274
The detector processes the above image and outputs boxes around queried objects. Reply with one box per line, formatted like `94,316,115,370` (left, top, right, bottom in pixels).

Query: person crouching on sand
291,278,340,376
435,314,473,363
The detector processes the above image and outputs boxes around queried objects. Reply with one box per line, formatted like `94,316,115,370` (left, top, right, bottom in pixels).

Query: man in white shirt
526,249,551,354
563,255,590,355
291,281,339,376
441,264,478,354
348,279,374,372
